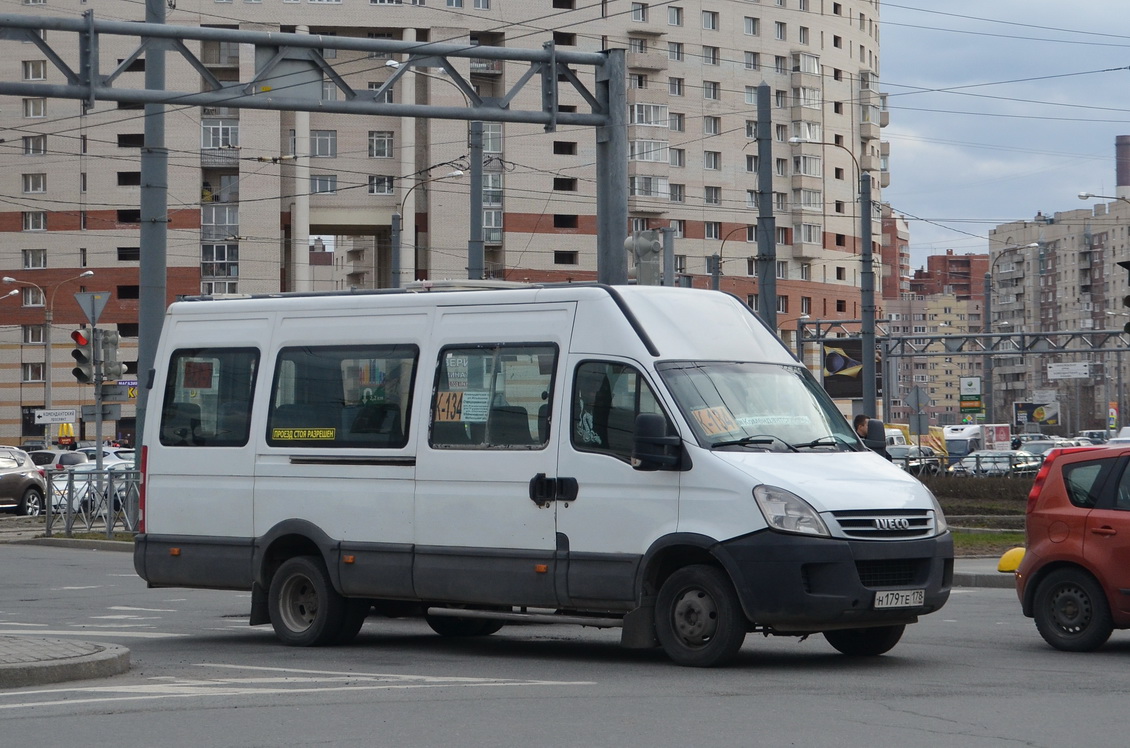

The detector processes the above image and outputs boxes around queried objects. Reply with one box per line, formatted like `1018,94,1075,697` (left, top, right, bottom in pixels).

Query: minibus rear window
160,347,259,447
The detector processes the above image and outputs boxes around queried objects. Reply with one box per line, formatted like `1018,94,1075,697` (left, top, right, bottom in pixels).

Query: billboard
1014,401,1060,427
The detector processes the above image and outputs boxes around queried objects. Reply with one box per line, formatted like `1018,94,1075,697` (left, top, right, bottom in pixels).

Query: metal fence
43,468,140,538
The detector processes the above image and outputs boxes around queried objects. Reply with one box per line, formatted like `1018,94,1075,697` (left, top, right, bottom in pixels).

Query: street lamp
3,270,95,411
711,224,750,292
1079,192,1130,204
386,59,486,281
390,170,464,288
789,137,876,417
983,242,1038,423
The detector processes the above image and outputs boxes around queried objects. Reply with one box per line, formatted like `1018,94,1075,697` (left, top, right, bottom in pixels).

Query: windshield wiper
711,434,799,452
791,434,860,451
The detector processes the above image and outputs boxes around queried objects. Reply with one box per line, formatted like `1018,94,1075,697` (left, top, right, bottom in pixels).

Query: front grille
830,509,935,540
856,559,921,587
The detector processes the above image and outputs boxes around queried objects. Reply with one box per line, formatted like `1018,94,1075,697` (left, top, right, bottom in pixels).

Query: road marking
0,629,184,639
0,664,594,710
108,606,178,613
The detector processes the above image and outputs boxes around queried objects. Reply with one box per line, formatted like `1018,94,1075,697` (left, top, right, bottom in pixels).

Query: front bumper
717,530,953,632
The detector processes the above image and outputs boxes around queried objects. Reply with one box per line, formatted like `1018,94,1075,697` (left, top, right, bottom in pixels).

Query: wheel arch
1022,560,1107,617
637,533,743,602
253,519,340,593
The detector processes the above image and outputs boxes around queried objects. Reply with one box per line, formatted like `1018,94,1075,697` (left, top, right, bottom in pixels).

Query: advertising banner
1013,401,1060,427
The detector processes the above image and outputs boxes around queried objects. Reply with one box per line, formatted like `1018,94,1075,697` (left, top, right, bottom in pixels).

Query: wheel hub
1050,586,1091,633
671,588,718,645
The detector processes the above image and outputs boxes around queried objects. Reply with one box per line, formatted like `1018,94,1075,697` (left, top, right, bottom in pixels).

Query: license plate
873,589,925,609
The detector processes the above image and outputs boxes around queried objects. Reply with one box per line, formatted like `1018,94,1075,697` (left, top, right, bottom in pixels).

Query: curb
0,637,130,689
954,571,1015,589
9,537,134,553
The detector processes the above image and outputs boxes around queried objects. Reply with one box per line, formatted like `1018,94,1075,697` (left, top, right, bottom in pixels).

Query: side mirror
862,418,888,453
632,413,681,471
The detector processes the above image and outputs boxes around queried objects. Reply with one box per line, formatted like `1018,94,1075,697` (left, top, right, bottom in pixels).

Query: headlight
926,487,948,534
753,485,830,537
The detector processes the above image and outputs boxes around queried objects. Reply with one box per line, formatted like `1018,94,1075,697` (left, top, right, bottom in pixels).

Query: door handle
1091,526,1118,536
529,474,579,506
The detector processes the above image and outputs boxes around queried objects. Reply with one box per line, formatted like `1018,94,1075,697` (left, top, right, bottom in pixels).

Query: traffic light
101,329,126,379
71,326,96,383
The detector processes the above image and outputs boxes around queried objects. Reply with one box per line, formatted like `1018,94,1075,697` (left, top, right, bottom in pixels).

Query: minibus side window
267,344,417,449
160,347,259,447
572,361,666,462
430,344,556,450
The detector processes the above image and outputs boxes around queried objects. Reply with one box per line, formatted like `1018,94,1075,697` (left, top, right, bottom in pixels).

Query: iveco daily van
134,284,952,666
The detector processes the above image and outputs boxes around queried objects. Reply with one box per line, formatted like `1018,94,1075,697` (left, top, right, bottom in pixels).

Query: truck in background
942,424,1011,465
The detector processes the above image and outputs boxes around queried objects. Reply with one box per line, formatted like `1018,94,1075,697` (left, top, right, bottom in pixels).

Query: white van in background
134,284,952,667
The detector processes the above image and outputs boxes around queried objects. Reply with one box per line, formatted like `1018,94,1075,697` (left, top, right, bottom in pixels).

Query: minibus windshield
657,361,863,452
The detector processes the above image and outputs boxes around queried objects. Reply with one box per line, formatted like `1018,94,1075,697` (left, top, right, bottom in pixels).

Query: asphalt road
2,543,1129,747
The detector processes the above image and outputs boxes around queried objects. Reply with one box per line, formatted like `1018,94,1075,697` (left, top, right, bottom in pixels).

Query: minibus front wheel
655,565,747,667
268,555,347,646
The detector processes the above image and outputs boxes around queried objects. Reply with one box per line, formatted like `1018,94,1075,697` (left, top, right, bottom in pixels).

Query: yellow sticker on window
272,428,336,440
435,391,464,422
691,406,740,436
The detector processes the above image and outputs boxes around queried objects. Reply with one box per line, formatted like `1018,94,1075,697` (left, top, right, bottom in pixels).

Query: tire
823,624,905,656
268,556,346,647
334,598,372,645
425,613,505,637
1033,568,1113,652
655,565,747,667
20,488,44,517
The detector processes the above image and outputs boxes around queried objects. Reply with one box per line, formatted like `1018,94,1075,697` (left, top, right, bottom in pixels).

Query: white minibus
134,284,952,666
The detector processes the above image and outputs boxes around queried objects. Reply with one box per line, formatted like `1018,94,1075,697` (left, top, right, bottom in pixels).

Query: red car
1011,445,1130,650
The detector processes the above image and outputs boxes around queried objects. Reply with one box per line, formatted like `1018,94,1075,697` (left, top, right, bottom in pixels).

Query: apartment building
0,0,887,444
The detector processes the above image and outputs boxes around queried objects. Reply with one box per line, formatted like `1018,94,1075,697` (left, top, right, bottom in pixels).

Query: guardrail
43,468,139,538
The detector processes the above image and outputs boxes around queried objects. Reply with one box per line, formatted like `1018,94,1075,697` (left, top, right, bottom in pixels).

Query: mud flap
620,602,658,649
250,581,270,626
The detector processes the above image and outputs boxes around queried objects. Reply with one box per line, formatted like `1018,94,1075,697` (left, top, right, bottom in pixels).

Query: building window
668,6,682,26
798,223,821,244
836,300,847,313
553,141,577,155
704,151,721,170
703,116,720,135
836,266,847,281
368,131,393,158
202,119,239,149
202,243,239,281
702,10,719,30
703,81,720,100
776,296,789,314
368,176,394,195
629,175,669,198
744,17,759,36
702,46,720,65
630,73,648,89
631,2,648,22
23,98,46,118
310,175,338,194
745,52,760,70
22,248,46,269
670,221,685,238
746,154,757,173
669,112,685,131
801,297,812,314
669,184,685,203
631,103,669,126
23,325,46,344
705,222,721,240
311,130,337,158
800,263,811,280
22,60,46,80
23,135,46,155
21,287,44,307
794,154,822,177
21,363,45,383
668,42,683,61
629,140,669,162
704,185,721,205
798,26,809,44
482,122,503,153
22,173,46,193
483,174,503,204
117,247,141,261
553,251,578,265
776,260,789,279
22,212,46,231
775,21,786,40
669,148,685,167
668,77,684,96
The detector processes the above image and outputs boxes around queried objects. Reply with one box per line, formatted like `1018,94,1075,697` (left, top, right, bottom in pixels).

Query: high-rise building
0,0,887,444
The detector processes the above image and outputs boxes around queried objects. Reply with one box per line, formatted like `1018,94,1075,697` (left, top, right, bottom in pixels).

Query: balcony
201,147,239,168
627,50,668,71
470,59,502,75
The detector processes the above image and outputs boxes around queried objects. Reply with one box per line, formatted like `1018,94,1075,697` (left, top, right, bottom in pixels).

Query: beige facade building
0,0,887,444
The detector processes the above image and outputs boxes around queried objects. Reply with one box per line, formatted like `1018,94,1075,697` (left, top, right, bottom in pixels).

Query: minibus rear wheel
268,555,346,646
655,565,746,667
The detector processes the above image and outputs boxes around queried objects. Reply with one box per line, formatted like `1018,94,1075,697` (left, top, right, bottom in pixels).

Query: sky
879,1,1130,269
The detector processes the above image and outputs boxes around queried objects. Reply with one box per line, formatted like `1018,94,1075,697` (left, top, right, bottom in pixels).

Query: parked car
0,447,47,516
888,445,943,475
1018,439,1072,457
1003,444,1130,650
1076,430,1109,444
77,446,136,466
947,450,1044,478
27,450,89,471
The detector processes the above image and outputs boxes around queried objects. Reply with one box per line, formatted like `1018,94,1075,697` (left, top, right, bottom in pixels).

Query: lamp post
3,271,95,412
386,59,485,281
712,224,750,292
789,137,876,416
390,170,464,287
983,242,1038,423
